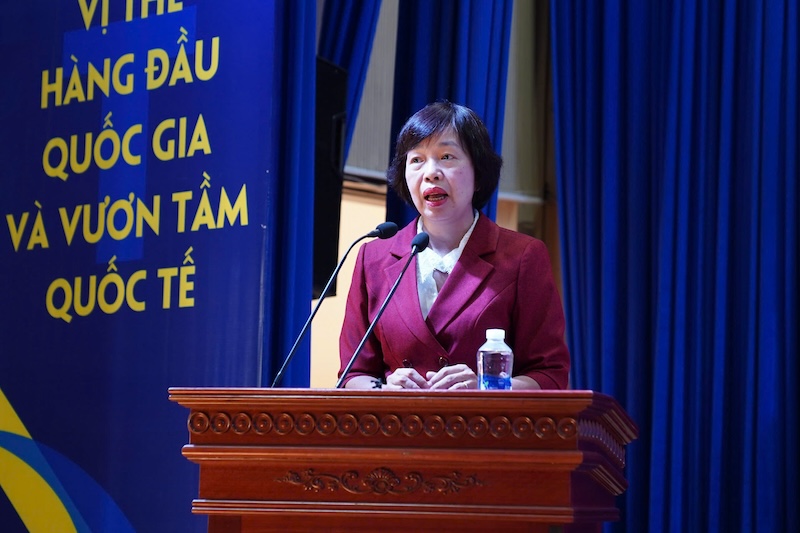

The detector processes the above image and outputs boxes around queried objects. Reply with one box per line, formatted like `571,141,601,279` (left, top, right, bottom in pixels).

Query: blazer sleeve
512,239,571,389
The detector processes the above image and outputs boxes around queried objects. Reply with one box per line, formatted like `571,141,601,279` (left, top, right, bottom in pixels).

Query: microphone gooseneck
336,232,429,388
271,222,400,387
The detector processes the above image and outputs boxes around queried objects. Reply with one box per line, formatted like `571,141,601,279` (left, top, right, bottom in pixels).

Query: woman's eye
441,154,453,160
409,156,422,164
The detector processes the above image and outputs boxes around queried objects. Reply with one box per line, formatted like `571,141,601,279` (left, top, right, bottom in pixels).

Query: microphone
336,232,429,388
271,221,399,387
366,222,398,239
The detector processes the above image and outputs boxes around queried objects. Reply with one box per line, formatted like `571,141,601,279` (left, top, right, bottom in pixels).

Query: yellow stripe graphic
0,387,77,532
0,388,31,438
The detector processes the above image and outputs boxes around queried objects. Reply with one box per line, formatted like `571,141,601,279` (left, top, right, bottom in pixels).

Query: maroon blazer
338,214,570,389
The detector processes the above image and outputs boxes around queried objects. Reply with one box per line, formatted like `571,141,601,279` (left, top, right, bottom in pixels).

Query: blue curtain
387,0,513,226
318,0,382,157
260,1,316,388
551,0,798,531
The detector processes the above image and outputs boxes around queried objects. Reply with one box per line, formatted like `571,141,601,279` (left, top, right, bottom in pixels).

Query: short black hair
387,101,502,210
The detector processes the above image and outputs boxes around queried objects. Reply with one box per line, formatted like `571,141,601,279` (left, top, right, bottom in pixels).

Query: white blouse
415,210,479,319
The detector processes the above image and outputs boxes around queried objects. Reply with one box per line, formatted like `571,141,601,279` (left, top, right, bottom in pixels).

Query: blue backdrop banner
0,1,309,531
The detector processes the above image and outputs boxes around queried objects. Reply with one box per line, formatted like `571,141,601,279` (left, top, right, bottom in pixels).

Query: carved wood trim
276,467,482,496
188,410,579,443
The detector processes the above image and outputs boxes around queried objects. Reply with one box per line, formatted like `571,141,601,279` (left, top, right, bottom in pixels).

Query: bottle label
478,351,512,390
480,374,512,390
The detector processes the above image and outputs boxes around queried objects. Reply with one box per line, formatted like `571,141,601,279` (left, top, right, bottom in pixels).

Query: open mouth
424,193,447,201
423,188,448,202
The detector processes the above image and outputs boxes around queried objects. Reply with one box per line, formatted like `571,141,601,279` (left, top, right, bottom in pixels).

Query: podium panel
169,388,637,533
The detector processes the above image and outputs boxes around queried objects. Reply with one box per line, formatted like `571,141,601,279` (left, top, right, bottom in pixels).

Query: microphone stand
271,222,398,387
336,232,429,388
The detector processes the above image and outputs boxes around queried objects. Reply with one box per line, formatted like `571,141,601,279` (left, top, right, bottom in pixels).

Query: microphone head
367,221,399,239
411,232,429,253
375,221,398,239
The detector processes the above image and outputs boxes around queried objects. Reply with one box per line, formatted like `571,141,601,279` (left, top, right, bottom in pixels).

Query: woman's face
404,128,476,228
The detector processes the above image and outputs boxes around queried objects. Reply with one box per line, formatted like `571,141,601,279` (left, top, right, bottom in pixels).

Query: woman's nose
424,162,441,181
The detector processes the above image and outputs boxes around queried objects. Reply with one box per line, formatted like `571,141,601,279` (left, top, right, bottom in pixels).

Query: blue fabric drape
551,0,798,531
318,0,382,158
387,0,513,227
260,1,316,388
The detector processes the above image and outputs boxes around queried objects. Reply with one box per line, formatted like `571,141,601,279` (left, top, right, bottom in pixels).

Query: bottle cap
486,328,505,340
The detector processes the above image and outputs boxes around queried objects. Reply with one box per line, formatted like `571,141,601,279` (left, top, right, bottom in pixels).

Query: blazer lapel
385,224,445,350
425,216,497,335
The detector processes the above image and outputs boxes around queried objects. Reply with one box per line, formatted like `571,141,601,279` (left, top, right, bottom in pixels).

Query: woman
338,101,570,390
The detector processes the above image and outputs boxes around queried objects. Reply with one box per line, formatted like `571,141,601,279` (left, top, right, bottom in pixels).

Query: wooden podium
169,388,637,533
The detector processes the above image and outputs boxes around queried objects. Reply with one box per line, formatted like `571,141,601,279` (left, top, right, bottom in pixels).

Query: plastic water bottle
477,328,513,390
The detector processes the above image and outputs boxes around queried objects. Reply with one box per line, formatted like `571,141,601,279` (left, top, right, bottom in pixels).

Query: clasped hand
384,364,477,390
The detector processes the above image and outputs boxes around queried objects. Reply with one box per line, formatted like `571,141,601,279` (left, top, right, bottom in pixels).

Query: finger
454,377,478,390
387,369,428,389
402,369,429,388
435,368,479,390
427,364,472,389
